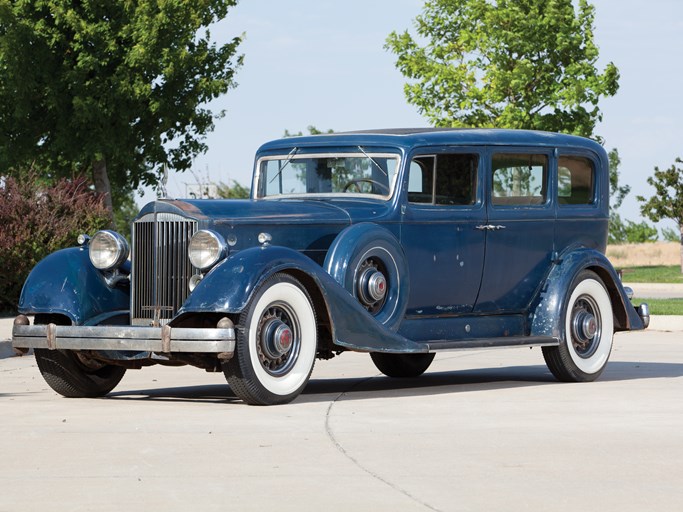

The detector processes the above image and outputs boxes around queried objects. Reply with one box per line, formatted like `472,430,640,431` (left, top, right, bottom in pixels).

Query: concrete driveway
1,329,682,512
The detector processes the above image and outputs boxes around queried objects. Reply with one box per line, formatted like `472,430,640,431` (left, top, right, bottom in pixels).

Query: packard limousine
13,129,649,405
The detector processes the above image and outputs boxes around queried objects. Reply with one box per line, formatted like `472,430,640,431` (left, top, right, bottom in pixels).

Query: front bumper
11,315,236,354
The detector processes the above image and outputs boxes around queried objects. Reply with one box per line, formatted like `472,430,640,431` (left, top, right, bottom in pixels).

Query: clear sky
142,0,683,231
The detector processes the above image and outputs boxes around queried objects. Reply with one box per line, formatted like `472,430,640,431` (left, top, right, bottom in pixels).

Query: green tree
0,0,243,224
283,126,334,138
608,148,630,211
385,0,619,136
661,227,680,243
638,158,683,271
113,190,141,235
217,179,250,199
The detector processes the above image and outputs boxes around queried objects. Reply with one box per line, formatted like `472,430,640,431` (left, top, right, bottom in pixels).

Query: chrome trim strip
425,336,559,352
12,324,235,353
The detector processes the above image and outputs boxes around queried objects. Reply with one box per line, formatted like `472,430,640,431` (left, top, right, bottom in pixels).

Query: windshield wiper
269,147,299,184
357,146,388,178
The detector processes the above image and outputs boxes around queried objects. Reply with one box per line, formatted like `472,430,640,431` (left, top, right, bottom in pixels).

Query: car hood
136,197,397,226
134,198,394,260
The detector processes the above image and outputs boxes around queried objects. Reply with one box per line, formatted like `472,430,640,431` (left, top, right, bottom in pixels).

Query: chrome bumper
12,316,236,354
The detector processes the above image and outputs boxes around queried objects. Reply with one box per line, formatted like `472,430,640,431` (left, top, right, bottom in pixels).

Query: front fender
531,248,644,337
18,247,129,325
178,245,426,353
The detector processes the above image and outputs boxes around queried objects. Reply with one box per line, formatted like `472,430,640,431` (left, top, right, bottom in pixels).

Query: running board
425,336,559,352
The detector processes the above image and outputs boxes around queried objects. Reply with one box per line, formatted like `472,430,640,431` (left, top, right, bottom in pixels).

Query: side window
492,153,548,206
558,155,595,205
408,156,434,204
409,153,478,205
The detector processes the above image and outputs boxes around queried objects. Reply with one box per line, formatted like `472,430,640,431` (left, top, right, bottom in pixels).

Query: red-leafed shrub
0,174,110,311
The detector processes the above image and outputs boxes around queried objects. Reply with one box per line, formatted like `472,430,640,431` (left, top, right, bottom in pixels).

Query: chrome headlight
89,230,130,271
189,230,227,271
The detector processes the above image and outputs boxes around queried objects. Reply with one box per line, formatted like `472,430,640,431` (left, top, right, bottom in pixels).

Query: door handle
475,225,506,231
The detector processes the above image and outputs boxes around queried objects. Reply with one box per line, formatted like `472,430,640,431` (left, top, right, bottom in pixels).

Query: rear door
474,148,555,313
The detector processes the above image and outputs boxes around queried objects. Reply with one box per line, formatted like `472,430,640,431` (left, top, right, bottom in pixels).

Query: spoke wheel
224,273,317,405
543,270,614,382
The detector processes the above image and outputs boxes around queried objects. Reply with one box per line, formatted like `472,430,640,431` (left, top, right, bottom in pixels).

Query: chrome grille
131,213,198,326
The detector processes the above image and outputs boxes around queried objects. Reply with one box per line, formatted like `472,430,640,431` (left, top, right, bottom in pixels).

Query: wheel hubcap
356,258,388,313
256,304,300,375
571,296,601,358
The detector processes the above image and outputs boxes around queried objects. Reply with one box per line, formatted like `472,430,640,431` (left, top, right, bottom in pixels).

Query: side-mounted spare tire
324,223,409,332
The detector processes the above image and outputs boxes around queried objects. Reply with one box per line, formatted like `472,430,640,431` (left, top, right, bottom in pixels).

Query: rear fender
179,245,425,353
531,248,644,337
18,247,129,325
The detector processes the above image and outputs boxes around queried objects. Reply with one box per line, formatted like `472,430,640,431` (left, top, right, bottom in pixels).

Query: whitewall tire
224,273,317,405
543,270,614,382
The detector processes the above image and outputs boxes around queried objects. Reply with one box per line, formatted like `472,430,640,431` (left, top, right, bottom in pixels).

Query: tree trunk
680,222,683,274
92,158,115,229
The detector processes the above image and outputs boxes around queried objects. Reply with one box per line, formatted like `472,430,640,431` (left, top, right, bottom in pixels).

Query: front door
401,148,486,317
474,148,555,313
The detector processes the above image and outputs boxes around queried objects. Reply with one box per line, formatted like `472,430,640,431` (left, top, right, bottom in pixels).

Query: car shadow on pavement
297,361,683,403
107,384,239,403
103,360,683,405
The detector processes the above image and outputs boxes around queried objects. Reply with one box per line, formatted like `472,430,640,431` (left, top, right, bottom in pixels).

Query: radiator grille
131,213,198,326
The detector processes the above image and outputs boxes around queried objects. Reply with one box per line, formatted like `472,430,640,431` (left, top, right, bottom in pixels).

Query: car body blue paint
179,245,425,353
18,247,129,325
530,248,644,338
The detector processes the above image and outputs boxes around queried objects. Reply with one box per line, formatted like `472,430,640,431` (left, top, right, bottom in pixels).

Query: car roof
256,128,605,155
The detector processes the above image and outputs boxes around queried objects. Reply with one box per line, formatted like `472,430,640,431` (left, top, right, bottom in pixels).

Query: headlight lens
189,230,226,270
89,230,130,271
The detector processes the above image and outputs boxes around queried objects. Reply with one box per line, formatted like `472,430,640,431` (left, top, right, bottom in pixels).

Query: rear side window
558,155,595,205
408,153,478,205
491,153,548,206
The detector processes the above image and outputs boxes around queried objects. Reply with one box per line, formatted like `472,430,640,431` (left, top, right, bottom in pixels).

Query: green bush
0,174,110,311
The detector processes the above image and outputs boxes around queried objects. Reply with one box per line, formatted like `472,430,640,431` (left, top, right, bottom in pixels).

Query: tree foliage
608,148,630,211
0,0,243,221
638,158,683,270
217,179,250,199
608,214,658,245
0,174,110,311
283,126,334,138
385,0,619,136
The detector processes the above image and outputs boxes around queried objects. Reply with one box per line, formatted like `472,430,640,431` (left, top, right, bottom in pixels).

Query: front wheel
542,270,614,382
224,273,317,405
34,349,126,398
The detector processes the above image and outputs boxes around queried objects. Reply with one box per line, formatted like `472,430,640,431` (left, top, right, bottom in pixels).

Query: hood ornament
158,164,169,199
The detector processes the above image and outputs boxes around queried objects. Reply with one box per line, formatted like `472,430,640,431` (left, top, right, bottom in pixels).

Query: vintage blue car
12,129,649,405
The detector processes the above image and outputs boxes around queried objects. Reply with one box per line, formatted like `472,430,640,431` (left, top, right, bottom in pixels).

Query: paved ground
625,282,683,299
1,328,682,512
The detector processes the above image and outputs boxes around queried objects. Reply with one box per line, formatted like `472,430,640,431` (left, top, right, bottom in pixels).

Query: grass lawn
620,265,683,283
634,298,683,316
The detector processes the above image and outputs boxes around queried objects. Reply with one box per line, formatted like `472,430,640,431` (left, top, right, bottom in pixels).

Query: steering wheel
343,178,389,194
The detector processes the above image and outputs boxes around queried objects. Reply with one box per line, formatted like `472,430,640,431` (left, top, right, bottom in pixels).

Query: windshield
256,153,400,199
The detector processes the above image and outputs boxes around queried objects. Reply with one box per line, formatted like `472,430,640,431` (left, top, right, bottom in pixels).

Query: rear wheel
224,273,317,405
370,352,435,378
34,349,126,398
543,270,614,382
